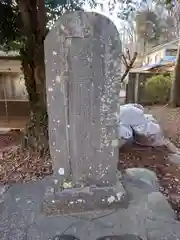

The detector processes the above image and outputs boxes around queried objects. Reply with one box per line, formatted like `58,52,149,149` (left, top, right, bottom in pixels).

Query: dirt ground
145,105,180,148
1,105,180,217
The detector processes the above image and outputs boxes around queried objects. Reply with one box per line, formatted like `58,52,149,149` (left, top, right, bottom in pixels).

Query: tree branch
122,54,128,68
126,48,131,61
120,51,137,83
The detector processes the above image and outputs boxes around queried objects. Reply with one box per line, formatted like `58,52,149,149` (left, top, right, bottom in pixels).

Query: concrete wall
0,60,30,118
0,101,30,117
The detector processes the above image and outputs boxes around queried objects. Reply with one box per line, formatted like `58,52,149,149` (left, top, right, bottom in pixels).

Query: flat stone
53,235,80,240
0,185,10,204
124,168,159,191
146,192,176,219
27,215,81,240
164,139,179,153
26,174,180,240
96,235,142,240
1,176,180,240
52,234,142,240
121,178,176,219
0,185,9,196
169,153,180,164
0,178,53,240
27,209,147,240
146,218,180,239
28,198,180,240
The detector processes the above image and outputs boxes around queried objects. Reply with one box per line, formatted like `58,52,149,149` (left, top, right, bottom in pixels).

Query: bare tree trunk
21,48,49,153
17,0,49,153
170,44,180,107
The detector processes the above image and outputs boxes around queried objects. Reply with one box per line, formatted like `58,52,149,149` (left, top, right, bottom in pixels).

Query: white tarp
118,104,165,147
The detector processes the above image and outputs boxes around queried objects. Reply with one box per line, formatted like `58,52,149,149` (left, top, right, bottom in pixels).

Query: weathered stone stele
44,11,123,214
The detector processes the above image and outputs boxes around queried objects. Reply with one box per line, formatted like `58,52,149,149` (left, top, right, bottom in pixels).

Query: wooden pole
3,74,9,123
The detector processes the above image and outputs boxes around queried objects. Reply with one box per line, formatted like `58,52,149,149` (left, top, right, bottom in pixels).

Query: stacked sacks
118,104,165,148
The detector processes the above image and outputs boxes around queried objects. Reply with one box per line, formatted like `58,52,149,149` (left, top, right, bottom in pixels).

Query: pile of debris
118,104,167,148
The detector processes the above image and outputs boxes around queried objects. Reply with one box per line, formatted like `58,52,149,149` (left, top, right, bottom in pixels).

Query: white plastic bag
118,104,166,147
120,103,144,111
119,104,146,127
144,114,158,124
131,103,144,111
118,123,133,148
134,121,165,147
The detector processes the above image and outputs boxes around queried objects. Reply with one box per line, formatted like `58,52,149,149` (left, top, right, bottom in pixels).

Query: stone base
27,169,180,239
52,234,142,240
42,182,128,215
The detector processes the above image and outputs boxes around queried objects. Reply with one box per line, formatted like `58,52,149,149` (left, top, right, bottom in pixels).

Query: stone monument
43,11,125,214
30,10,180,240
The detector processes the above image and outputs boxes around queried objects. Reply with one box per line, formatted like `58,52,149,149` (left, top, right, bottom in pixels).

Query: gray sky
83,0,125,30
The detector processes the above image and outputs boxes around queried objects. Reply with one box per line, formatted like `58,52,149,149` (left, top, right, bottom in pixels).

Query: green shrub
145,74,172,104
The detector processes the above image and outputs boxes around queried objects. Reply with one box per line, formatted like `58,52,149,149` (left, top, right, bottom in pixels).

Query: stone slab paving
0,177,53,240
1,171,180,240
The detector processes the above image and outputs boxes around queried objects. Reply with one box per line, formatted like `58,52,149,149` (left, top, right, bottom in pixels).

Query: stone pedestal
42,181,128,215
29,169,180,239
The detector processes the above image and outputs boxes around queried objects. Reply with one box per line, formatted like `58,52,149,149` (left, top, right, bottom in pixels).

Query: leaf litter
0,130,52,185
